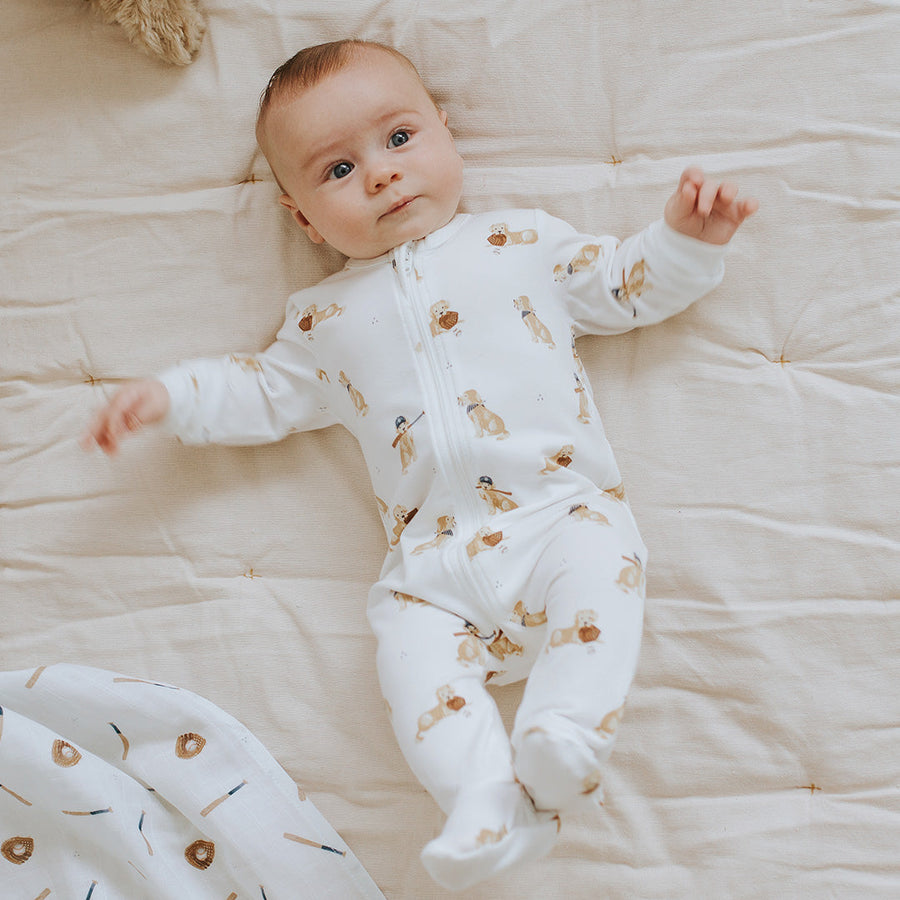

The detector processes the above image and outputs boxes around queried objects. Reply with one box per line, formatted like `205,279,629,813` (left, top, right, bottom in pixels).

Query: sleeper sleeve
541,210,729,337
157,304,337,446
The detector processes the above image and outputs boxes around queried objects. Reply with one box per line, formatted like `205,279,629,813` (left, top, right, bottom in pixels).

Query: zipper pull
395,244,413,275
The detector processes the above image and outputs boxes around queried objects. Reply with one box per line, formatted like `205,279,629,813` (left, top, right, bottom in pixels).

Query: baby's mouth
382,196,417,218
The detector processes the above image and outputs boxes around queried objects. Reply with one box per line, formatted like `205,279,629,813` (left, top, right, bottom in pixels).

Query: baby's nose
367,162,402,192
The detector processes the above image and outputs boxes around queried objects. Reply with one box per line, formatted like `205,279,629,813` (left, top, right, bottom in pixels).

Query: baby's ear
278,195,325,244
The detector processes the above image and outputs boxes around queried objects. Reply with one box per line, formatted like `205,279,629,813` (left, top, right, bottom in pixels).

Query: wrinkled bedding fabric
2,1,898,897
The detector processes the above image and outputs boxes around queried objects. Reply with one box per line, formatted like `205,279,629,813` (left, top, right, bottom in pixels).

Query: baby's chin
375,207,458,256
332,199,461,259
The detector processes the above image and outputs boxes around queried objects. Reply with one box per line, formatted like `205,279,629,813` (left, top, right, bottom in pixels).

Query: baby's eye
330,162,354,180
389,131,410,148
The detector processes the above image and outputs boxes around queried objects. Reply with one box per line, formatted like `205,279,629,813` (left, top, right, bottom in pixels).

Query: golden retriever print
389,505,418,548
228,354,263,373
568,503,610,525
466,526,504,558
477,827,509,846
553,243,601,283
604,482,626,502
416,685,467,741
339,371,369,416
429,300,462,336
541,445,574,474
512,600,548,627
453,623,511,677
581,771,604,797
459,390,510,439
547,610,603,651
297,302,343,336
612,260,649,312
392,412,424,473
487,223,539,247
513,296,555,346
413,515,456,554
574,372,592,423
315,368,330,383
596,703,626,739
476,476,519,514
487,630,525,662
616,555,645,594
456,633,489,668
393,590,427,609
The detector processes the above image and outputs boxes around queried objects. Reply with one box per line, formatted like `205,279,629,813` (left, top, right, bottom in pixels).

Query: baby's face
263,49,464,259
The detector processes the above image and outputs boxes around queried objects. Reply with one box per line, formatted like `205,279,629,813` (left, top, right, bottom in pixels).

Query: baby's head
257,40,464,260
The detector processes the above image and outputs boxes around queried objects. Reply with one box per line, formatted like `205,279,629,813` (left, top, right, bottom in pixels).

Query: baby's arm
547,168,757,335
81,378,170,455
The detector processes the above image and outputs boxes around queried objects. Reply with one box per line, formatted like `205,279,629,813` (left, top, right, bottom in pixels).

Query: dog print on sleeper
459,390,510,440
616,554,646,594
553,243,602,283
487,222,539,248
548,610,603,652
416,685,467,742
568,503,611,525
613,259,650,315
338,371,369,416
413,515,456,554
513,296,555,347
297,301,343,337
466,526,505,558
541,445,574,474
476,477,518,515
389,505,418,548
429,300,462,337
392,412,424,473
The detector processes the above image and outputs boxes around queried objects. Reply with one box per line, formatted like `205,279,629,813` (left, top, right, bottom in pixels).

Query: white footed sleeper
159,209,726,888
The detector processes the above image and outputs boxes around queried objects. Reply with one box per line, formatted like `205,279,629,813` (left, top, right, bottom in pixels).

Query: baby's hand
664,167,758,245
80,379,170,455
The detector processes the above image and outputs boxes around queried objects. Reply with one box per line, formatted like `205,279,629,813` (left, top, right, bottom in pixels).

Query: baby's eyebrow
302,139,350,171
303,108,421,170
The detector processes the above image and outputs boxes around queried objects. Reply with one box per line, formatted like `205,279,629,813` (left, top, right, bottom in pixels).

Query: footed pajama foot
420,780,560,891
514,723,608,813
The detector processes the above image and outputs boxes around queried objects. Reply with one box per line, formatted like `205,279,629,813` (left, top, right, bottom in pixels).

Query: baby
83,40,757,890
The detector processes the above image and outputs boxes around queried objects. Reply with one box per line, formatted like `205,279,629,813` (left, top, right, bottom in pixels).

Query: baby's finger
90,389,136,452
97,412,126,454
80,405,113,451
675,178,699,215
697,178,721,216
79,427,99,452
668,169,702,219
738,197,760,220
108,397,144,443
716,182,738,207
679,166,705,190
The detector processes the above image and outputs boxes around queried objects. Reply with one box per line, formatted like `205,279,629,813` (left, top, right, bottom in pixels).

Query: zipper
393,242,497,620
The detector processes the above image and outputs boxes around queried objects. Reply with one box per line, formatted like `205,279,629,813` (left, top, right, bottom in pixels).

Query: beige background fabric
2,1,899,897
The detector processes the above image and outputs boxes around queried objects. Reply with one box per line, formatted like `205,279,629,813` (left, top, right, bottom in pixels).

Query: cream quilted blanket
2,1,898,897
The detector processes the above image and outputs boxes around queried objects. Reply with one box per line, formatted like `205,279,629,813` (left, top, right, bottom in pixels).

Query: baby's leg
368,589,559,890
511,516,646,813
